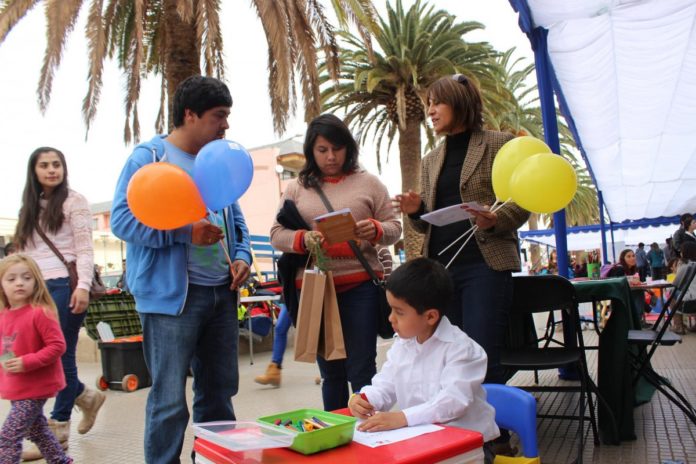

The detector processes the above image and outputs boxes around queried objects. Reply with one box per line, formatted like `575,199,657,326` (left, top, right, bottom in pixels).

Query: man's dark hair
172,76,232,127
386,257,453,315
638,242,644,248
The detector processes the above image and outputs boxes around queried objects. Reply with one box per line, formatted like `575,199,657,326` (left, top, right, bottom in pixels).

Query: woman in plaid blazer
394,75,529,386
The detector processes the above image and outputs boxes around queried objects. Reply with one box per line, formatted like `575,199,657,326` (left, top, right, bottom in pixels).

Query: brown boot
254,362,281,387
74,387,106,434
21,420,69,462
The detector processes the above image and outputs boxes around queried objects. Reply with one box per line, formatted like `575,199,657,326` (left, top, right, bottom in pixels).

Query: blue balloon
193,139,254,211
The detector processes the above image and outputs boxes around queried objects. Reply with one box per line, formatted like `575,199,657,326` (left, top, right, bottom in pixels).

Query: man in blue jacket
111,75,251,464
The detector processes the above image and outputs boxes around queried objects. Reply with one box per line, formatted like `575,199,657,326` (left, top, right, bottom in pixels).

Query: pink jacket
0,305,66,400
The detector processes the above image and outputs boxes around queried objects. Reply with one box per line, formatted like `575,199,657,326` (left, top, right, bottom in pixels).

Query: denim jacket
111,135,251,315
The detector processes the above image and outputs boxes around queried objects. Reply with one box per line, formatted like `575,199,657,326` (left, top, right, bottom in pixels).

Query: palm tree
320,0,504,258
0,0,377,142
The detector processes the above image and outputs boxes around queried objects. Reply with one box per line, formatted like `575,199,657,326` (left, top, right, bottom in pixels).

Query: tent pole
609,222,617,263
598,191,609,264
533,28,569,278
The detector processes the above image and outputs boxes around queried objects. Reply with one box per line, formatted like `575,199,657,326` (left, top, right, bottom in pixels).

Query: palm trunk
398,118,424,260
164,0,201,131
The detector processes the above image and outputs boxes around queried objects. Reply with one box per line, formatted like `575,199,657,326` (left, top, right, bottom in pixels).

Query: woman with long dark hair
14,147,105,460
270,114,401,410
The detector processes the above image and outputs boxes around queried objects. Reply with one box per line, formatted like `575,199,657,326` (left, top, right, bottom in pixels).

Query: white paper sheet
352,422,444,448
420,202,487,227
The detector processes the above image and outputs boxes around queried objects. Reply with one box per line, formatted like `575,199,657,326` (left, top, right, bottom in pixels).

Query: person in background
673,213,696,257
662,237,676,266
270,114,401,411
115,259,128,293
607,249,639,280
253,304,290,388
349,258,498,464
14,147,104,460
634,243,648,282
2,243,16,258
647,242,665,281
0,254,71,464
111,75,251,464
671,241,696,334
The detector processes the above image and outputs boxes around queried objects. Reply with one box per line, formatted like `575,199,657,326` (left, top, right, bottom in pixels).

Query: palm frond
0,0,40,42
83,0,107,137
123,0,144,143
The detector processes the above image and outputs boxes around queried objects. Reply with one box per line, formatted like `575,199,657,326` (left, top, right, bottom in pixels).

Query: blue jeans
47,277,86,422
271,305,291,366
316,281,378,411
447,261,513,385
140,283,239,464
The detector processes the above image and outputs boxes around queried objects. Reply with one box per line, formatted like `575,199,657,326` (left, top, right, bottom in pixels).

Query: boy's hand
357,411,407,432
348,393,374,419
3,357,24,373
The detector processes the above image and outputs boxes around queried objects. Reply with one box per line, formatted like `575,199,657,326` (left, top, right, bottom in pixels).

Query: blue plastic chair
483,384,540,464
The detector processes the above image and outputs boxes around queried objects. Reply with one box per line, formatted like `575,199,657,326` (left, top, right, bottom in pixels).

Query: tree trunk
398,118,424,260
164,0,201,131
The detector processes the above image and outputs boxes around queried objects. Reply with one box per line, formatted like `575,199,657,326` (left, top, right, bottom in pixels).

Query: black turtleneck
428,131,484,267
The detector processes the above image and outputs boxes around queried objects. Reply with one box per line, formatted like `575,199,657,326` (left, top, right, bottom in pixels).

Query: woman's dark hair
680,213,693,230
386,257,453,315
427,75,484,133
171,75,232,128
298,114,359,189
619,249,637,275
680,241,696,263
14,147,69,249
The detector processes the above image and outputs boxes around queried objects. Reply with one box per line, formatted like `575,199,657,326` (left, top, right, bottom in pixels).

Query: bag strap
314,187,383,285
35,223,70,268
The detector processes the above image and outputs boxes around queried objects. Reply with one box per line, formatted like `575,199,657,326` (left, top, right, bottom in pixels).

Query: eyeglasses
452,74,468,85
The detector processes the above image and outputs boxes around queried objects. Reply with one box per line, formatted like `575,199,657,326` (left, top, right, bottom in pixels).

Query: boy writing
349,257,499,459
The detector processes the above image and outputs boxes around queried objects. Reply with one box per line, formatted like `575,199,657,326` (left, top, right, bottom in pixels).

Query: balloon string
445,225,479,269
207,210,236,280
437,199,509,257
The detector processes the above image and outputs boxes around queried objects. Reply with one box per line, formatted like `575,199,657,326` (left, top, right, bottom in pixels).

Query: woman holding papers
270,114,401,411
393,75,529,387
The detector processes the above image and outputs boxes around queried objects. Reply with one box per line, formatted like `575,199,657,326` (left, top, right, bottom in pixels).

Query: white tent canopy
522,0,696,222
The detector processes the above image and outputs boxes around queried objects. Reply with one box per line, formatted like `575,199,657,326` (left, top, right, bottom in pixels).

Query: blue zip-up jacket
111,135,251,315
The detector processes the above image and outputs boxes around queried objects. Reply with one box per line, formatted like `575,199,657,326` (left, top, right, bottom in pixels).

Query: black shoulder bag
314,187,394,339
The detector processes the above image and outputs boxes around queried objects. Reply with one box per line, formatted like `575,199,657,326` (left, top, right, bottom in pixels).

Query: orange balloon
127,163,206,230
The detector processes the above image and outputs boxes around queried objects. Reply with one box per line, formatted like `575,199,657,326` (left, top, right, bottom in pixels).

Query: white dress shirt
360,316,500,442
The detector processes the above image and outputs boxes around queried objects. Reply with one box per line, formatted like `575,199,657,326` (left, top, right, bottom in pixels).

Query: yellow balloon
509,153,577,214
492,136,552,201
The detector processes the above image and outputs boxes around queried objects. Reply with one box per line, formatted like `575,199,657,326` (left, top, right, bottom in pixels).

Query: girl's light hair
0,254,57,315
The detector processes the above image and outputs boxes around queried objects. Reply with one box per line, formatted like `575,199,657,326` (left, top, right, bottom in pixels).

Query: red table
193,411,484,464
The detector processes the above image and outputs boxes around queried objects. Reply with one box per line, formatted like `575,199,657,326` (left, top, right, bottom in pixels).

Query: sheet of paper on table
420,202,487,227
352,421,444,448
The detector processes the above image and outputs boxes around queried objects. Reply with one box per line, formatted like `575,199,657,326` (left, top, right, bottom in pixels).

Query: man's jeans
446,261,513,385
46,277,86,422
140,283,239,464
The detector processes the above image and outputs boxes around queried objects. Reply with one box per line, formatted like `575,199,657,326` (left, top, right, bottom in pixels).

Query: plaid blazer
410,130,530,272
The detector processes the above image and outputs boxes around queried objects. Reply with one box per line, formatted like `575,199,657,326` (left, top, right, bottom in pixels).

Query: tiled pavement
4,327,696,463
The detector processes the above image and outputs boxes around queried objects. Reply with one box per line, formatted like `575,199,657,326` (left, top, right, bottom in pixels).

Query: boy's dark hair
386,257,453,315
172,75,232,127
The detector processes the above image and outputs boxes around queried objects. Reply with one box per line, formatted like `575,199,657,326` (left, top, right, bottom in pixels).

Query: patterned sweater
22,190,95,291
270,171,402,288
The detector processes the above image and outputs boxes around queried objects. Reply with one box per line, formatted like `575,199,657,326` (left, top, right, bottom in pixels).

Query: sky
0,0,532,219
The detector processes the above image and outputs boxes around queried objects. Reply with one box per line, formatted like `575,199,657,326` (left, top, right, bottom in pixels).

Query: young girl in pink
0,254,71,464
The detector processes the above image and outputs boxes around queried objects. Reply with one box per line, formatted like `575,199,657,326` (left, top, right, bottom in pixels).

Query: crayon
312,416,330,428
306,418,324,429
274,419,282,426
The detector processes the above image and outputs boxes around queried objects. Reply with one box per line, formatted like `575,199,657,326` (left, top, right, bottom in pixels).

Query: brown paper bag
318,274,346,361
294,270,326,362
